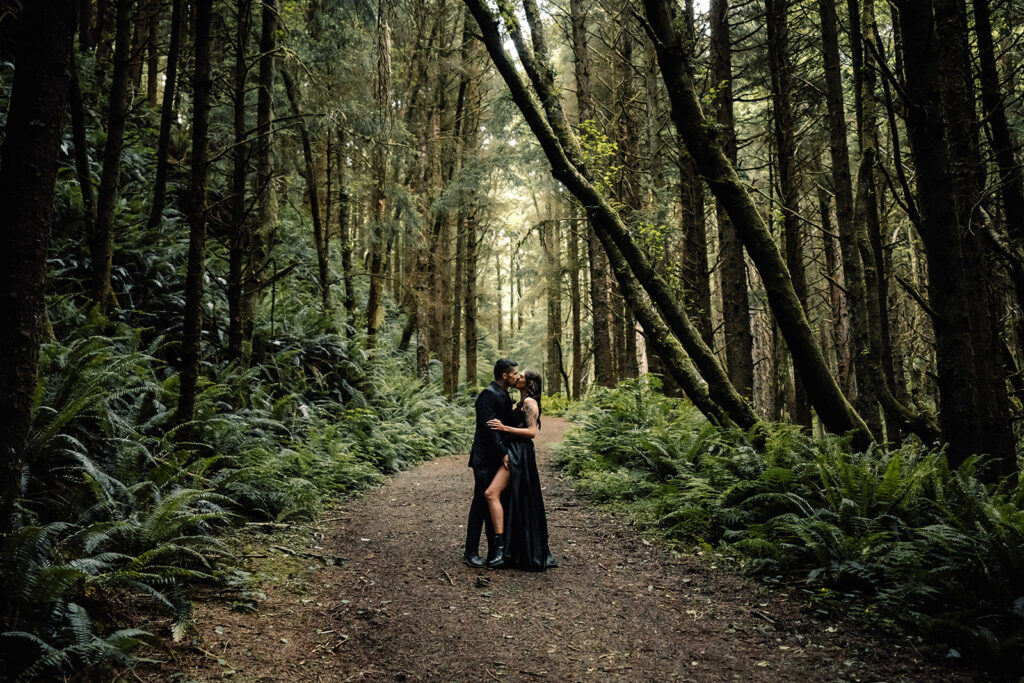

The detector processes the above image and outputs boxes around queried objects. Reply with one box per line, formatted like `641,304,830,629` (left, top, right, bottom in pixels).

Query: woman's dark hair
493,357,518,381
521,370,542,426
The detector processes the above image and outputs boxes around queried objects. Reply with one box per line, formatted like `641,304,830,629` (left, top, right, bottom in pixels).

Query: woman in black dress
483,370,557,571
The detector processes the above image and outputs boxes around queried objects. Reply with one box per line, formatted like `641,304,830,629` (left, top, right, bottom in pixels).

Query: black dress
502,406,557,571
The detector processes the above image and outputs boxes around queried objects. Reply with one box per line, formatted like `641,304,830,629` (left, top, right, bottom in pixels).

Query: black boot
487,534,507,568
463,551,485,568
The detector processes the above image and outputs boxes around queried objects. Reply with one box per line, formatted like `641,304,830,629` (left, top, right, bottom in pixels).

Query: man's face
505,367,520,387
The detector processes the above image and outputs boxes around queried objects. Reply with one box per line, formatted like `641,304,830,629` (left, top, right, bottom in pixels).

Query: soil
145,417,980,682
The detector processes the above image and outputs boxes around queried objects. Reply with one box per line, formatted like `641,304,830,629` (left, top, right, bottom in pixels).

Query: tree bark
174,0,214,426
544,219,563,395
69,49,96,227
147,0,182,229
80,0,96,49
282,69,331,312
366,5,392,345
569,215,583,398
465,208,478,386
766,0,811,428
0,0,76,533
90,0,133,311
228,0,252,360
615,26,640,382
570,0,615,388
818,0,854,397
710,0,754,399
895,0,1013,471
146,1,159,107
338,127,356,330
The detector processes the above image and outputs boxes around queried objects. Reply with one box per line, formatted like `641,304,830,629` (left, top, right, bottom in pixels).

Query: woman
483,370,557,571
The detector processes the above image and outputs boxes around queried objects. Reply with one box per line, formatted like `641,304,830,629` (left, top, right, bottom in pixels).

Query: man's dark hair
493,358,518,381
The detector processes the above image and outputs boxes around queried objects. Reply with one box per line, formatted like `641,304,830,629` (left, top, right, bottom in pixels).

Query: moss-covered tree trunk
0,0,76,533
569,0,615,388
228,0,252,360
766,0,811,428
147,0,182,229
710,0,754,400
91,0,133,311
895,0,1014,473
175,0,214,426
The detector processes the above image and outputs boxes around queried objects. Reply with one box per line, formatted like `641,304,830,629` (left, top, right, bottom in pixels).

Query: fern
557,379,1024,664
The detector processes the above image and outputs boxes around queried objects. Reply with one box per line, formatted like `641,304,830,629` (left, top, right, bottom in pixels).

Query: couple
464,358,557,571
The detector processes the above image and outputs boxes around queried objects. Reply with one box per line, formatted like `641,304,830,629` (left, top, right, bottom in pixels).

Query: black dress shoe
463,553,485,568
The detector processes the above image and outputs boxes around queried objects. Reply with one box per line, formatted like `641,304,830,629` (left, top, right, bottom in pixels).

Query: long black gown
502,407,557,571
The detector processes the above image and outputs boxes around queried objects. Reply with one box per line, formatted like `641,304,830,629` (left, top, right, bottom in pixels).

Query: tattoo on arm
524,399,539,428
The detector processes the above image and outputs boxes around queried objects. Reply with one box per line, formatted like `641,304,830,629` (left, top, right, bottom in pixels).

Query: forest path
156,418,968,681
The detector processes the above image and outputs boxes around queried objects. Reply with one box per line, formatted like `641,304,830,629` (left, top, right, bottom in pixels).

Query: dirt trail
154,418,972,681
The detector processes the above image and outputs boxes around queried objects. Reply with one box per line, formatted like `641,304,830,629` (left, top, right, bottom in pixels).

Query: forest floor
144,418,981,682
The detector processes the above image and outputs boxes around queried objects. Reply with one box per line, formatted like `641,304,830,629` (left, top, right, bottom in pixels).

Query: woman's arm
487,398,539,439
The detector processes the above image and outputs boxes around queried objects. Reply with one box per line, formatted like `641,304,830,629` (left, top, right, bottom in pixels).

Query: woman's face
515,375,527,390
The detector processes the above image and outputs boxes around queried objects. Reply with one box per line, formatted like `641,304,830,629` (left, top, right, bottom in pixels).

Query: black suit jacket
469,381,512,468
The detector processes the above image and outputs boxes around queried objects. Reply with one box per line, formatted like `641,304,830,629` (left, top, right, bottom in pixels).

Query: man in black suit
464,358,519,567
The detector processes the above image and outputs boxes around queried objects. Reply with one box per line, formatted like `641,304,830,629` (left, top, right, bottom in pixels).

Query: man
464,358,518,567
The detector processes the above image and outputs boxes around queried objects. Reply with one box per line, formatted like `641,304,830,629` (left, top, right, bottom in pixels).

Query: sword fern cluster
557,376,1024,667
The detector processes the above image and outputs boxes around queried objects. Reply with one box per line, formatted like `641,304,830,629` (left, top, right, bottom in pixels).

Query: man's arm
478,390,508,456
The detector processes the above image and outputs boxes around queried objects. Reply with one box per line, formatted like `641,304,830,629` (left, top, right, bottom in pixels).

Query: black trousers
465,463,499,556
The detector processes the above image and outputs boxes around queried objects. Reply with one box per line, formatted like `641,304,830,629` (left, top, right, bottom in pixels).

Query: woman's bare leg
484,466,510,534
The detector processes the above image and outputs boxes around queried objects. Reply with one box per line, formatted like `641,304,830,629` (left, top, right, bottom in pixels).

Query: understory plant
0,329,471,680
556,377,1024,670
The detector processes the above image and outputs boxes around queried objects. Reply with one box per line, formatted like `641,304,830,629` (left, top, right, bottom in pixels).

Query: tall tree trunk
90,0,133,311
0,0,76,533
570,0,615,387
80,0,96,49
338,127,356,330
814,166,852,394
544,220,563,395
70,49,96,228
450,214,465,396
710,0,754,399
366,4,392,345
896,0,1013,472
174,0,214,426
147,0,182,229
496,254,504,352
674,1,712,352
244,0,280,359
146,2,159,107
465,209,478,386
228,0,251,360
766,0,811,427
282,69,331,312
569,216,583,398
818,0,854,397
615,25,640,382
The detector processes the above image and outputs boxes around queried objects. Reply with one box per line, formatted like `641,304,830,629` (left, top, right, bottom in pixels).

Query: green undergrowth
555,377,1024,672
0,327,471,680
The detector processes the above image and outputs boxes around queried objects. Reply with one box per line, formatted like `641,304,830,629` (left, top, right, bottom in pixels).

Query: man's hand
503,454,510,469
